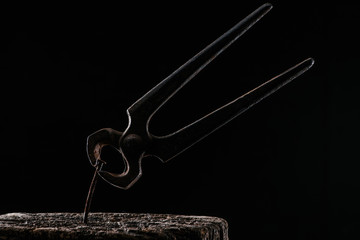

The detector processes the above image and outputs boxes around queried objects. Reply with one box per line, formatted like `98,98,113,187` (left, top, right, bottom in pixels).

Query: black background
1,1,360,239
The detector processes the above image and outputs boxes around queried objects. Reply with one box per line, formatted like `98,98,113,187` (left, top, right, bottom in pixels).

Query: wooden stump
0,212,228,240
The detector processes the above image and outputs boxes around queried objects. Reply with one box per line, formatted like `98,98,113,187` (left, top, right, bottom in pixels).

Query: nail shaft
83,163,102,224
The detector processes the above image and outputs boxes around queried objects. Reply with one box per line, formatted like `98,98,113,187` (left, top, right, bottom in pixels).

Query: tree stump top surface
0,212,228,240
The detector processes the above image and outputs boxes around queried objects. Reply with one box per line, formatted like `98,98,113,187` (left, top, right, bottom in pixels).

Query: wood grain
0,212,228,240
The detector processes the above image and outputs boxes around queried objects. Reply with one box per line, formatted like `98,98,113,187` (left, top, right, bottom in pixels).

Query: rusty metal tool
83,3,314,223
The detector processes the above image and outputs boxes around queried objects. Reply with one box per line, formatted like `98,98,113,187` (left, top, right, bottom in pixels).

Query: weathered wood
0,212,228,240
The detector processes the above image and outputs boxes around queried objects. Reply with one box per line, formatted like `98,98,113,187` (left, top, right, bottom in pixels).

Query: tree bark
0,212,228,240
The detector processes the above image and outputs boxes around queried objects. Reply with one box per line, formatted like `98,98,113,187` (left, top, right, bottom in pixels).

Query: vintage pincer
83,3,314,223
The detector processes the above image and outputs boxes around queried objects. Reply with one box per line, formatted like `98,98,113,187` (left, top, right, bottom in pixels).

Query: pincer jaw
97,165,143,190
86,129,121,167
86,128,148,189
